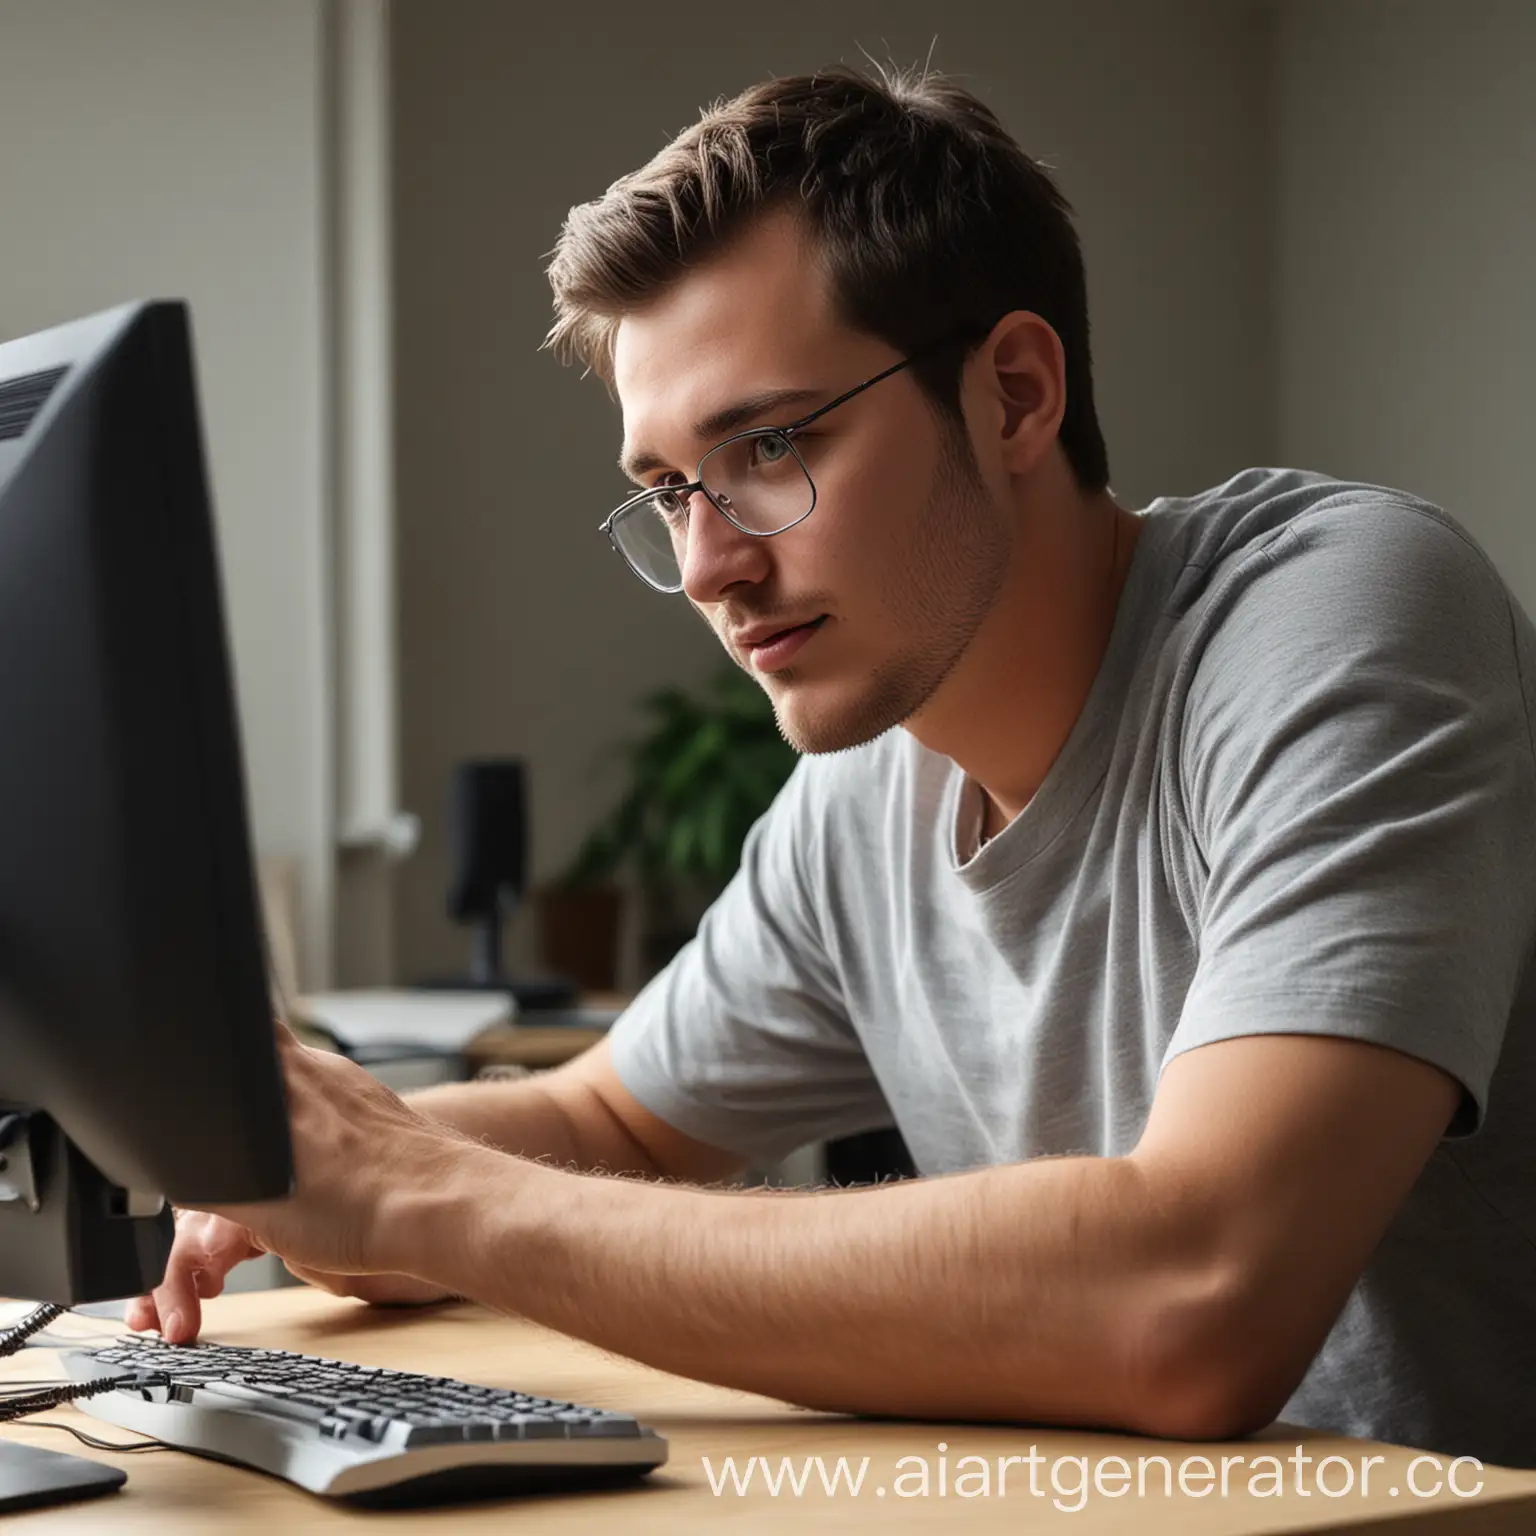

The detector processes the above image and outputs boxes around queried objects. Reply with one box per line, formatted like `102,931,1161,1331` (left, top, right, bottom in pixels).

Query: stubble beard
770,428,1011,756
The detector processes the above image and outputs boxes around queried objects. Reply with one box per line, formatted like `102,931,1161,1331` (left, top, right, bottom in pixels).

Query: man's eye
653,488,689,524
750,433,793,468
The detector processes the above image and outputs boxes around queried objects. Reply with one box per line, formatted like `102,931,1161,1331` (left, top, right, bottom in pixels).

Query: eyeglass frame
597,334,971,593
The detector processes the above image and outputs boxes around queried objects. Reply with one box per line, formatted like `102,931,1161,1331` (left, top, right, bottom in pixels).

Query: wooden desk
3,1287,1534,1532
464,1023,607,1072
462,990,625,1073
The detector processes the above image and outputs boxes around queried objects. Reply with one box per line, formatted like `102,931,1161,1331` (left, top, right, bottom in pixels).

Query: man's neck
908,483,1142,839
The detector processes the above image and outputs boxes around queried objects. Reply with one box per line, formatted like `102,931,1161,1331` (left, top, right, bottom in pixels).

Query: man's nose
680,489,772,604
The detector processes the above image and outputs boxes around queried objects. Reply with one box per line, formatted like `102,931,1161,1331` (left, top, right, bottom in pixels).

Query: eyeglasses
598,348,939,594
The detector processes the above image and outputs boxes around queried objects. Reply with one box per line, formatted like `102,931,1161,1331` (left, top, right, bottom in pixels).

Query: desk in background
2,1286,1534,1532
464,1017,611,1073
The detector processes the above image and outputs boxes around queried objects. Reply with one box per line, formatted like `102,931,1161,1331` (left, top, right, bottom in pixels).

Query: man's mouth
752,615,827,648
743,614,829,672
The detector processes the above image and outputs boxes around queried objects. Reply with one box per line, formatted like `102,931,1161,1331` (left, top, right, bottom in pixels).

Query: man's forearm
405,1075,660,1176
399,1149,1222,1437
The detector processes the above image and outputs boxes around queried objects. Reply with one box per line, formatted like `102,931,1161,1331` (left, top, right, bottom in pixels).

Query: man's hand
126,1210,456,1344
127,1022,502,1341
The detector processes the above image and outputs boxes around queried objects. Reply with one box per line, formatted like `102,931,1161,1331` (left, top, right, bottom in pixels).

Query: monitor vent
0,365,69,441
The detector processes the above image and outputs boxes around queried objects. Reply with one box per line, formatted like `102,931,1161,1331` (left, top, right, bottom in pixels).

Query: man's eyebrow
619,385,826,483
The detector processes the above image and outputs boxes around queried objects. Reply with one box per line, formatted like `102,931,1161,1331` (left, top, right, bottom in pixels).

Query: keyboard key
398,1418,467,1447
579,1417,643,1438
492,1414,567,1441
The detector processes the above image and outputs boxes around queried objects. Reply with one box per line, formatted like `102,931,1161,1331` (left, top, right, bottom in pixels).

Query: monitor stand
0,1439,126,1512
417,911,577,1012
0,1112,173,1303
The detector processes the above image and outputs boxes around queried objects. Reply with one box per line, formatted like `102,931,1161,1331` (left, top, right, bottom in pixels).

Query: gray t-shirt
609,466,1536,1468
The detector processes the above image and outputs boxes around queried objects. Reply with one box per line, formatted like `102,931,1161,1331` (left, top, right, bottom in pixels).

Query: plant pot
637,875,722,981
535,882,623,994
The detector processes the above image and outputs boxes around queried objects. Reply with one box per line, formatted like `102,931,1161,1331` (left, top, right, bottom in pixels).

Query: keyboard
61,1337,667,1504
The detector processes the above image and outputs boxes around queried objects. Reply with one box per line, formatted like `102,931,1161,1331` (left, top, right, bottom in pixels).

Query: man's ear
974,310,1067,477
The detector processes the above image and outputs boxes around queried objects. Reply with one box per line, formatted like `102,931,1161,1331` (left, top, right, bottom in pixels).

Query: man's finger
192,1267,226,1300
149,1254,204,1344
139,1218,261,1343
124,1294,157,1332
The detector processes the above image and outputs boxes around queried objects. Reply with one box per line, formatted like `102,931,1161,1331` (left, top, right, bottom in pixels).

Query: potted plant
539,667,799,984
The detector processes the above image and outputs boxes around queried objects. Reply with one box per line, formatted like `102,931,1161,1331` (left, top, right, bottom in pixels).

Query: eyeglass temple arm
780,330,975,433
781,354,921,434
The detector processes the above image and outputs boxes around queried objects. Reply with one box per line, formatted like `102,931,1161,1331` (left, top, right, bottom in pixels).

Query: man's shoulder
1153,465,1501,619
1167,469,1531,796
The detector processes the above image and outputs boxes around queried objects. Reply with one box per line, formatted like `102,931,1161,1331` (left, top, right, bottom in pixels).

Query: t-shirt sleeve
1164,499,1536,1136
606,756,894,1162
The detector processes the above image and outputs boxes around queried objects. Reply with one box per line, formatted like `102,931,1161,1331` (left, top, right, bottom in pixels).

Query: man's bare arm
406,1038,745,1184
391,1031,1459,1439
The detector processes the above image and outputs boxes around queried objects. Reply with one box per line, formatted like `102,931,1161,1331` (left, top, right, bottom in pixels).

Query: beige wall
0,0,336,984
389,0,1273,982
5,0,1521,989
1273,0,1536,609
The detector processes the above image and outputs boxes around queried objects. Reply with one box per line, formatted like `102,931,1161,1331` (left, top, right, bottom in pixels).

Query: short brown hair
545,64,1109,492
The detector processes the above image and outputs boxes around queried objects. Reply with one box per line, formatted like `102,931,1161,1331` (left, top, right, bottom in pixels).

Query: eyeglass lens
611,431,814,591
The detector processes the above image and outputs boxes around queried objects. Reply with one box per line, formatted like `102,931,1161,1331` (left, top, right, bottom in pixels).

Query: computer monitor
0,300,293,1307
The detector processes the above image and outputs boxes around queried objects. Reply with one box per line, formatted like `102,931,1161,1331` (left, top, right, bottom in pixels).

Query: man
130,66,1536,1467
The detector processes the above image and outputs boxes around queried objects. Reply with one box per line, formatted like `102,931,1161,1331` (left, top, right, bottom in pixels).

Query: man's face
613,208,1011,755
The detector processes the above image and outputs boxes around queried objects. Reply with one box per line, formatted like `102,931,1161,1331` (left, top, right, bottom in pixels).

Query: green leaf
698,789,731,877
559,664,802,890
657,717,729,802
666,814,699,875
